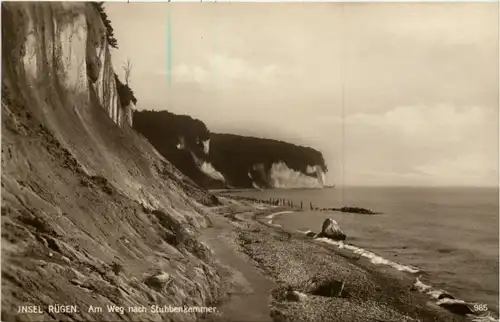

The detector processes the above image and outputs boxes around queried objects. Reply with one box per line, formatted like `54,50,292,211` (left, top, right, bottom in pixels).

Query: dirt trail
200,211,275,322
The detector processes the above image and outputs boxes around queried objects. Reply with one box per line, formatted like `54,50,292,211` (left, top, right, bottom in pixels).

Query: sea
224,186,499,316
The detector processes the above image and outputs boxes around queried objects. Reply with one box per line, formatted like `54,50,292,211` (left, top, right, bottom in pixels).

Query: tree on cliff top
92,2,118,49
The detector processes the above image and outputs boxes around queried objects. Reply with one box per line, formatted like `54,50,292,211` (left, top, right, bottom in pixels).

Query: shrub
92,2,119,49
115,73,137,106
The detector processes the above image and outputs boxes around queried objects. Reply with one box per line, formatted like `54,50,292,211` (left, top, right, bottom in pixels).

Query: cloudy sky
106,2,498,187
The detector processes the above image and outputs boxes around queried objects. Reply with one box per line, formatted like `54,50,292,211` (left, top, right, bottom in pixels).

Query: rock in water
437,300,474,316
305,231,317,238
318,218,346,241
437,293,455,300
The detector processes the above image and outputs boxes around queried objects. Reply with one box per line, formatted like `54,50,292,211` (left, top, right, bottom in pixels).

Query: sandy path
200,211,275,322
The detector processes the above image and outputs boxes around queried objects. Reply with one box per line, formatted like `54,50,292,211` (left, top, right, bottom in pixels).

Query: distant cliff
210,133,327,189
133,110,328,189
133,110,225,188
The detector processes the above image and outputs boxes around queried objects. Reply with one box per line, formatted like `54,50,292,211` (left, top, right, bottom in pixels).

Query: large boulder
286,290,308,302
437,299,475,316
317,218,346,241
311,278,345,297
302,275,345,298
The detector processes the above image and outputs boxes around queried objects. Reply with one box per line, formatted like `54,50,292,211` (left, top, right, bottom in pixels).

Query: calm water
225,187,499,313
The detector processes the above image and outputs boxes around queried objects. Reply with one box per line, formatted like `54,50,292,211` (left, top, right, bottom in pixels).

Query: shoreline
264,210,294,225
260,210,420,274
210,186,336,194
214,193,379,215
208,199,498,322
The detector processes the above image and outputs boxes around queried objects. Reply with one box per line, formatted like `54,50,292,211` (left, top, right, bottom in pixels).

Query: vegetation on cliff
210,133,327,188
134,110,210,156
91,2,118,49
114,73,137,107
133,110,328,189
133,110,220,188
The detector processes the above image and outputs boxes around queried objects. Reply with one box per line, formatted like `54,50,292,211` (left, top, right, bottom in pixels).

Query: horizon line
102,0,500,3
327,184,499,188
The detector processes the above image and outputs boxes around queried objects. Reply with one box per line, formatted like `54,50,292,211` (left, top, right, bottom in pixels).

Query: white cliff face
269,162,325,188
89,21,119,126
306,165,317,174
58,10,88,94
306,165,326,186
176,136,186,150
21,3,88,92
202,139,210,155
22,17,40,81
200,162,225,182
197,138,224,181
252,181,262,189
19,2,127,128
187,143,225,182
122,102,134,127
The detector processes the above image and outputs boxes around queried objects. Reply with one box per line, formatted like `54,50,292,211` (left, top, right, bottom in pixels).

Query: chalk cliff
2,2,221,321
133,110,328,189
210,133,327,189
133,110,225,189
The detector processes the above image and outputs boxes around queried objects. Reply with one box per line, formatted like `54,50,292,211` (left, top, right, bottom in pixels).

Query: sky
106,2,499,187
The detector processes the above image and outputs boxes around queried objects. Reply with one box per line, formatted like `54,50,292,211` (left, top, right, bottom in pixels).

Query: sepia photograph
1,1,498,322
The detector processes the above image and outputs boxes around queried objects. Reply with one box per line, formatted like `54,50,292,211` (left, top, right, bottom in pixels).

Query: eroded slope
2,2,221,321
